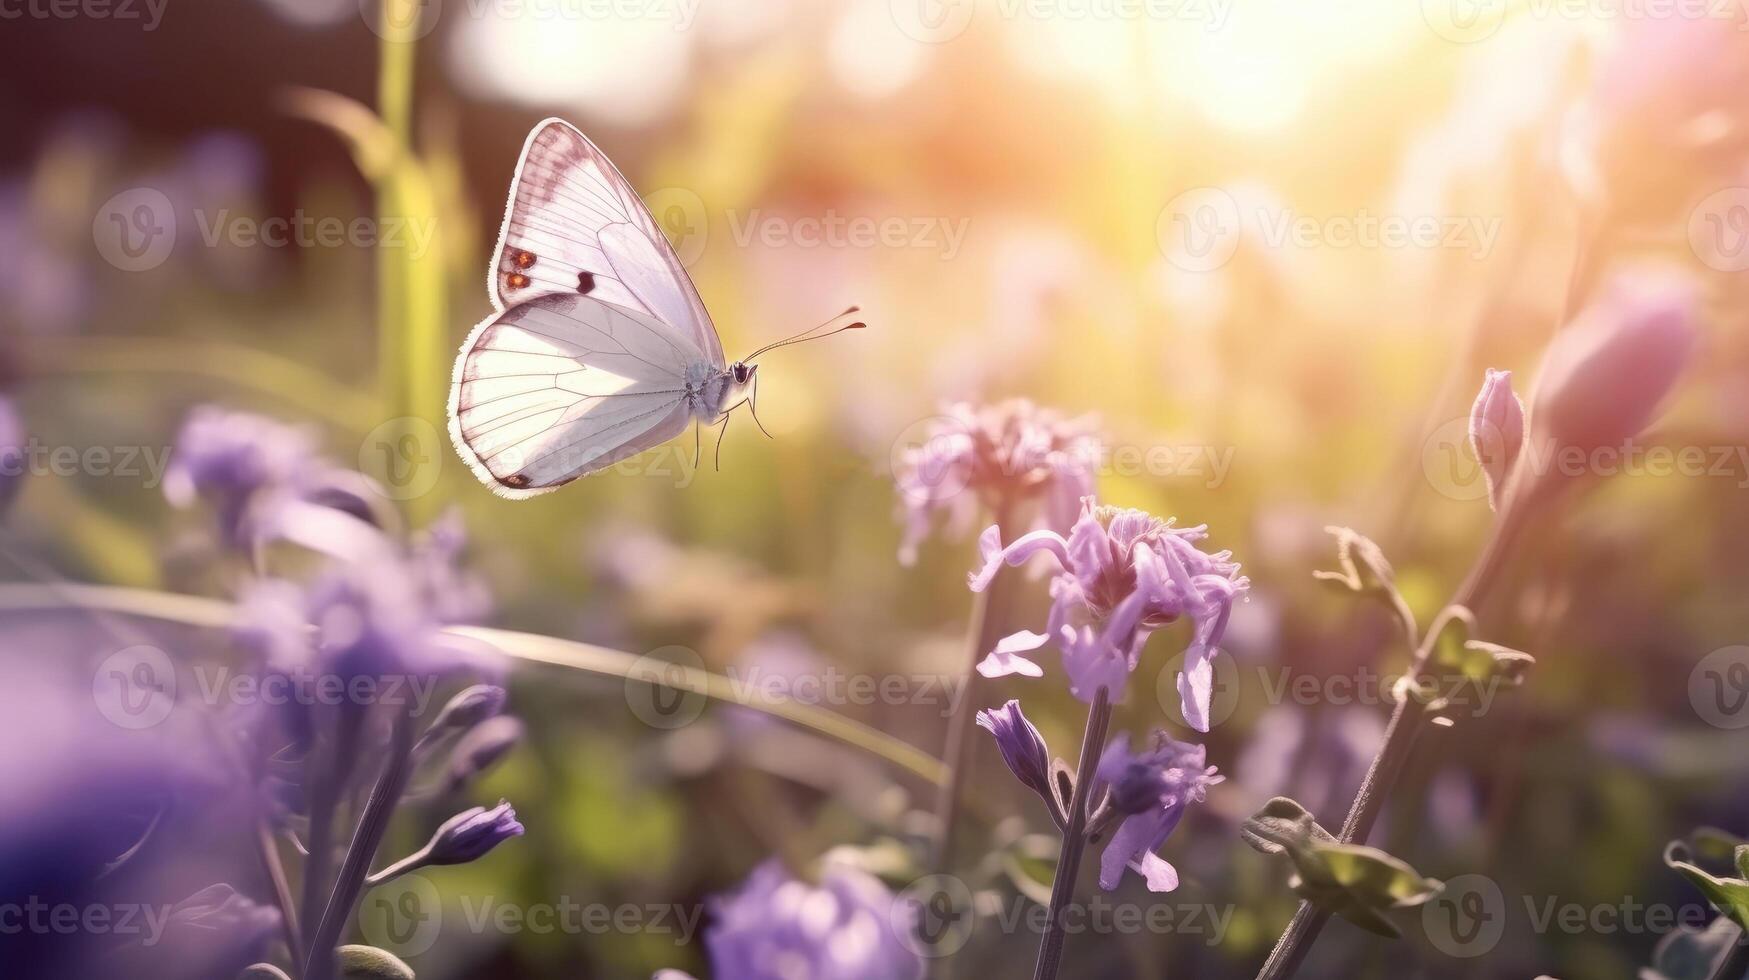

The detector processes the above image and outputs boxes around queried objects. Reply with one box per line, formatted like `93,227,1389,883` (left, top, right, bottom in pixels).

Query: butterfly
448,117,862,498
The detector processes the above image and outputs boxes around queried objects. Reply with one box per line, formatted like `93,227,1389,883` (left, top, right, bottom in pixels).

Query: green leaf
337,944,416,980
1666,839,1749,931
1241,798,1443,939
1240,797,1336,858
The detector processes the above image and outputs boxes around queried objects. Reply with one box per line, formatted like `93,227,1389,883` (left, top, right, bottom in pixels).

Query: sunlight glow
447,11,694,126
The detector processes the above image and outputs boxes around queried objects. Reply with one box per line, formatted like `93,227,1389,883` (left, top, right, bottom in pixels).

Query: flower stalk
1032,686,1112,980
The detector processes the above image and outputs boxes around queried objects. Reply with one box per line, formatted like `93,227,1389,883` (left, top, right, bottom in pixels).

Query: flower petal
1177,649,1214,733
977,631,1048,678
968,527,1073,592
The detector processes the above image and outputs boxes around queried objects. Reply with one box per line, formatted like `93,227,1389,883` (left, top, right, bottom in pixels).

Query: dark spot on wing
502,473,531,489
577,271,595,294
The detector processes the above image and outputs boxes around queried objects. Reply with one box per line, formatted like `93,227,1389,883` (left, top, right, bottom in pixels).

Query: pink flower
895,400,1100,565
1469,368,1525,511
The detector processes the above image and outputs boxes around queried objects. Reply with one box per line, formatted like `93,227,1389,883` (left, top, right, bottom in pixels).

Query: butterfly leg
713,412,734,471
692,419,703,470
747,372,774,439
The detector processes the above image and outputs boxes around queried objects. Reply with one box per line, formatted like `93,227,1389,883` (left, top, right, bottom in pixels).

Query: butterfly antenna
744,306,866,362
692,420,702,471
748,373,773,439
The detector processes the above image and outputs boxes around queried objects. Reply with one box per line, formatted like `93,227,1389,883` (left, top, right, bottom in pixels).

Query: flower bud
426,799,524,866
975,700,1052,800
426,684,506,737
1531,269,1698,463
444,715,523,790
1469,369,1525,511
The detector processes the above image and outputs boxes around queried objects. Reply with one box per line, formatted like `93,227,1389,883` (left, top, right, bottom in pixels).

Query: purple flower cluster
977,700,1221,895
1094,734,1221,892
970,498,1248,730
895,400,1100,565
660,858,924,980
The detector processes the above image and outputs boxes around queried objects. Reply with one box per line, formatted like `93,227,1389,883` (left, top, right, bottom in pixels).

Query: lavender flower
1095,734,1221,893
163,406,322,546
424,800,524,866
976,700,1052,801
425,684,507,737
1530,268,1698,467
444,715,524,791
969,499,1248,729
1468,368,1524,511
699,858,924,980
895,400,1100,565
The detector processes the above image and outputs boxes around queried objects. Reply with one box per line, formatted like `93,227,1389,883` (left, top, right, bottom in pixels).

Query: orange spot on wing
513,250,536,269
507,272,530,290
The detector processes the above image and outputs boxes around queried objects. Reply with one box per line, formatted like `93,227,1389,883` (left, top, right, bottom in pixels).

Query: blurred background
4,0,1749,976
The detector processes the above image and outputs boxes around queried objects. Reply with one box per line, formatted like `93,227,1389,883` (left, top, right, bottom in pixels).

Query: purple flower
895,400,1100,565
969,499,1248,728
163,406,323,546
1468,368,1524,511
1530,268,1698,466
1095,734,1221,893
444,715,524,791
976,700,1052,801
425,799,524,866
702,858,924,980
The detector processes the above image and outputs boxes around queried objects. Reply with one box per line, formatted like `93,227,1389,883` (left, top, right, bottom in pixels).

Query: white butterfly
448,117,860,498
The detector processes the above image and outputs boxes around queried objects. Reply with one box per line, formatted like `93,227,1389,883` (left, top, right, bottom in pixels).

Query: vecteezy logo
642,188,708,268
1689,188,1749,273
1691,646,1749,730
358,873,443,957
624,646,709,729
1422,873,1504,957
890,0,975,44
1419,0,1508,44
92,644,176,729
893,874,975,959
359,416,443,501
1158,188,1241,273
93,188,177,272
1421,416,1489,502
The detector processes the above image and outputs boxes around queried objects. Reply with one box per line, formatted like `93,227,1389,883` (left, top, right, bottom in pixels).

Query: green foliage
1242,797,1443,938
1665,830,1749,931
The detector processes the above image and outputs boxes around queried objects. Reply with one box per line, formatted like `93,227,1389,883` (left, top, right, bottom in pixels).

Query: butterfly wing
448,292,705,498
489,117,724,367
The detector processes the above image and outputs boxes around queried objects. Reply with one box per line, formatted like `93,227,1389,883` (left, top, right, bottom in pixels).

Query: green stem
1032,687,1112,980
307,708,417,980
